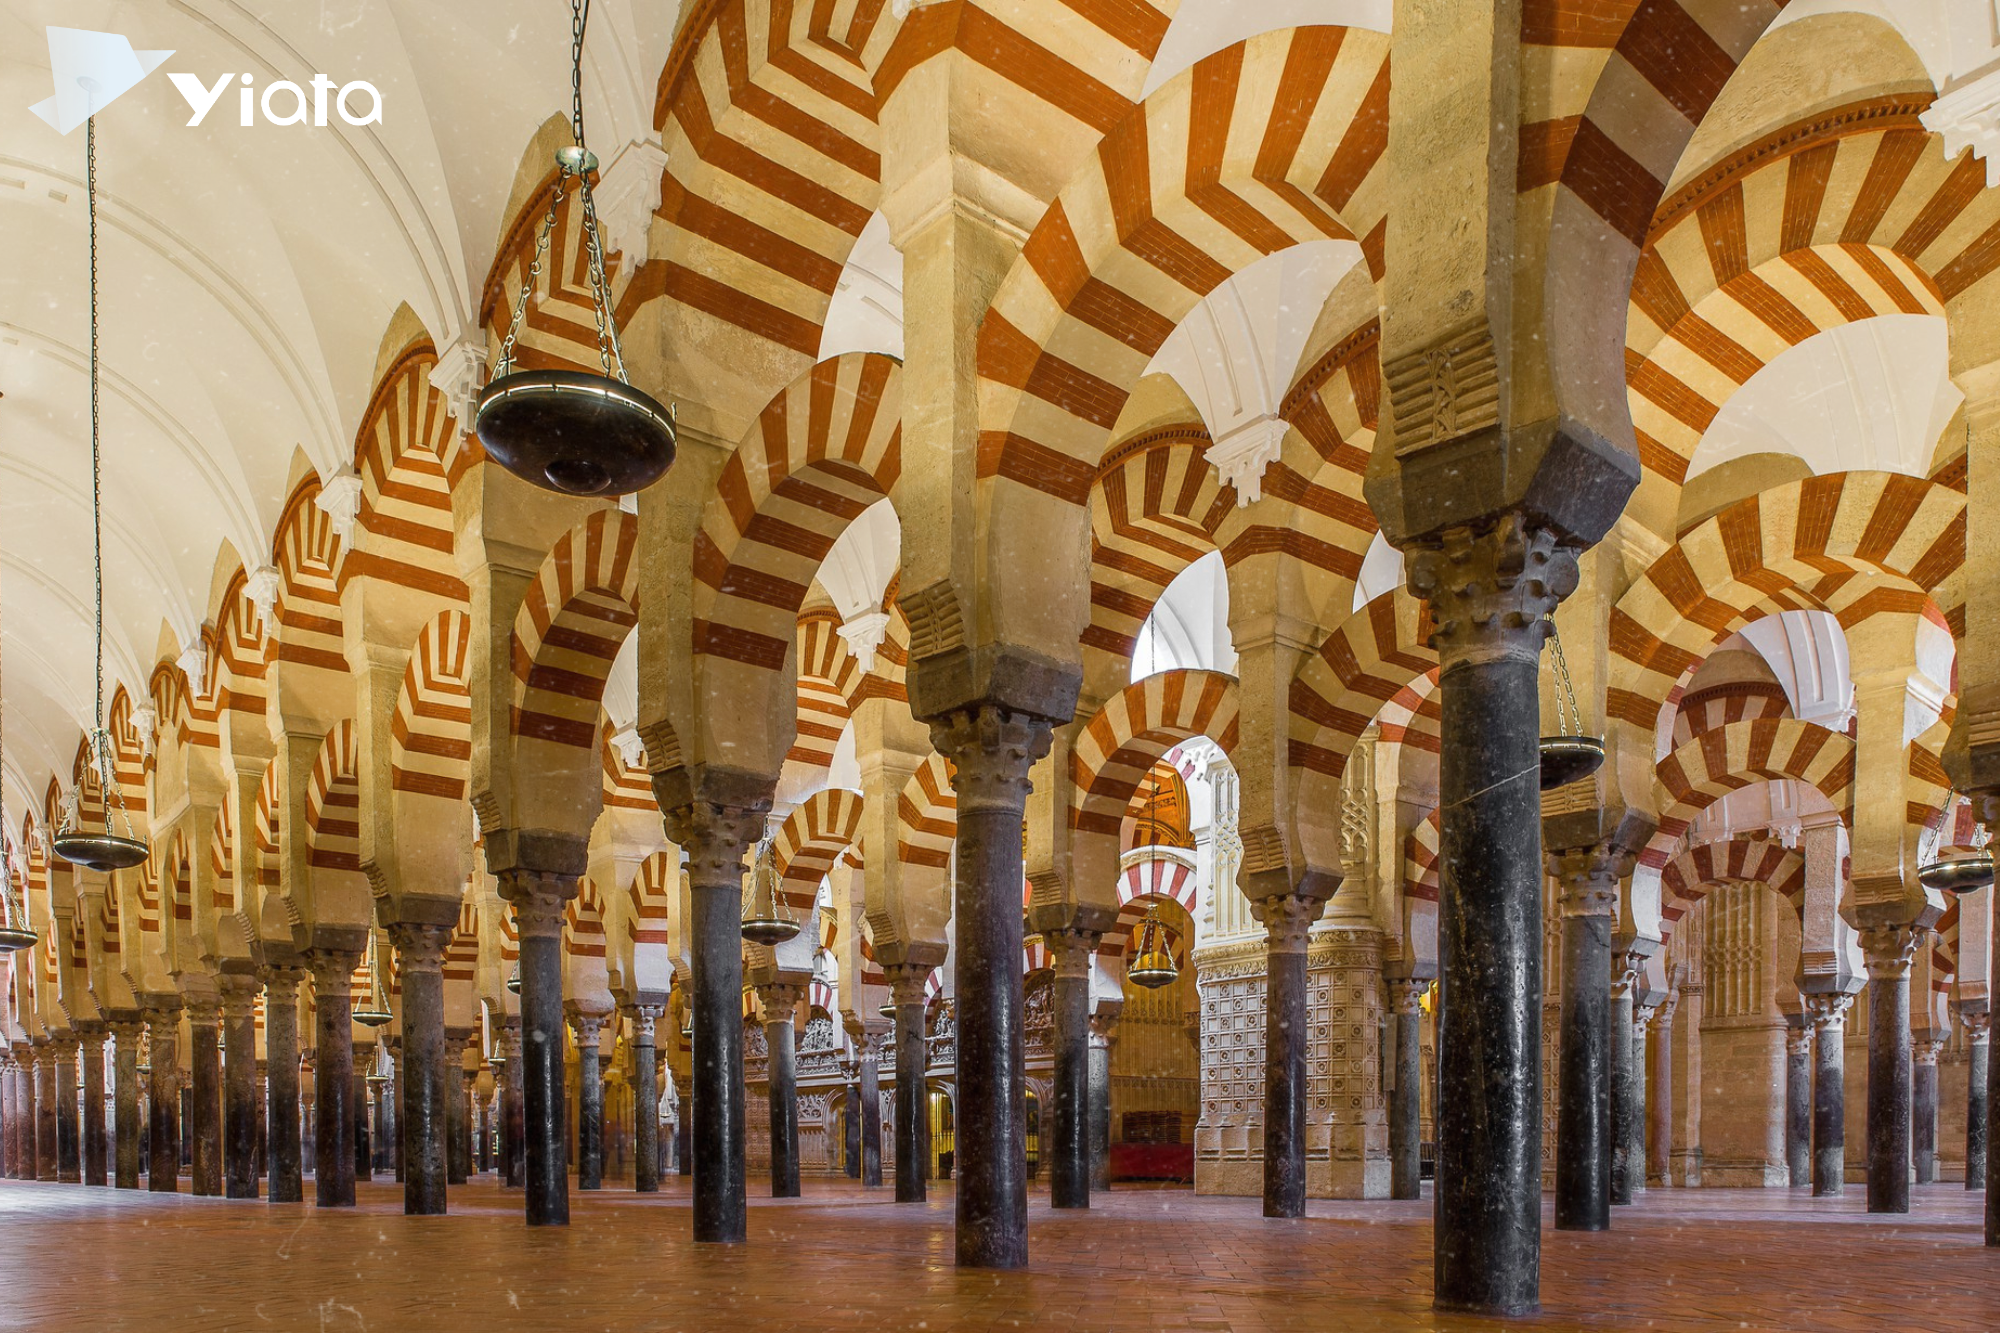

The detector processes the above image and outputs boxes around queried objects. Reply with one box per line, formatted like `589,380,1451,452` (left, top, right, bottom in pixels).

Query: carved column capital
927,704,1052,814
1962,1011,1992,1045
569,1012,606,1047
1405,514,1579,670
1609,951,1642,1000
1803,992,1855,1031
389,922,454,973
1550,843,1626,917
306,950,361,998
1388,977,1429,1016
756,982,804,1019
627,1004,665,1041
661,802,766,883
1087,1008,1121,1048
1784,1024,1812,1058
497,869,578,940
1042,928,1100,980
184,997,221,1029
261,966,308,1004
1913,1038,1945,1068
1651,990,1679,1032
105,1018,144,1044
1859,924,1925,979
1255,892,1325,955
218,975,261,1023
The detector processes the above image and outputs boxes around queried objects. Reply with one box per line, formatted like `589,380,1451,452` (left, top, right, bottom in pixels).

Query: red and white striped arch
211,569,268,724
1658,837,1806,943
510,508,641,753
1645,719,1856,869
791,607,859,771
628,850,676,950
273,477,348,685
773,787,864,913
1403,810,1441,905
1085,426,1230,667
1672,679,1791,747
896,752,955,872
1116,851,1196,914
307,720,362,875
393,610,473,803
1608,473,1964,733
1071,670,1239,838
691,353,900,679
565,877,609,960
347,339,470,598
975,27,1390,545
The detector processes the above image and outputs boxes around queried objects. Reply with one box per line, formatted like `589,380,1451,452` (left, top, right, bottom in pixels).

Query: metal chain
87,118,104,734
571,0,589,148
1546,614,1581,735
493,176,563,378
578,182,626,379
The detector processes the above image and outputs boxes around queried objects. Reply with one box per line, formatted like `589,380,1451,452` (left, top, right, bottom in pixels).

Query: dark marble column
500,1019,525,1187
386,1039,403,1182
219,978,260,1199
36,1042,58,1180
1256,893,1322,1218
18,1048,38,1181
445,1030,472,1186
675,1072,694,1178
354,1059,375,1179
499,874,572,1228
757,983,802,1199
928,705,1048,1269
842,1062,861,1178
1627,1004,1651,1199
145,1009,180,1191
886,967,931,1203
630,1006,663,1192
1965,1012,1988,1195
1647,998,1676,1188
263,970,304,1203
572,1011,606,1192
1551,851,1615,1231
1388,978,1426,1200
307,952,358,1207
1806,992,1852,1197
1044,931,1094,1209
2,1055,16,1178
188,1001,224,1196
1088,1012,1115,1193
1408,523,1573,1318
391,924,452,1216
662,803,764,1245
1784,1021,1811,1188
1607,964,1635,1208
54,1037,80,1183
1861,925,1921,1214
1913,1039,1943,1185
79,1025,107,1186
858,1031,884,1187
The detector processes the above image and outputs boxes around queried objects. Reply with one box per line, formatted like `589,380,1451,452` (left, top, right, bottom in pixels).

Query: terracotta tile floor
0,1174,1992,1332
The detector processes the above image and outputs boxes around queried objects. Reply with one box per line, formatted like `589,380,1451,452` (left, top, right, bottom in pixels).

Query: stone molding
388,922,453,972
1802,992,1854,1031
1406,514,1578,670
1858,924,1924,979
927,704,1051,815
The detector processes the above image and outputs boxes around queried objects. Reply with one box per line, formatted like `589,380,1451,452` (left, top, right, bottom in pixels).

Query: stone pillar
674,1070,693,1178
451,1058,475,1185
392,923,452,1216
1088,1011,1116,1194
572,1011,605,1192
1388,979,1426,1200
387,1039,403,1182
1913,1038,1944,1186
499,1018,524,1187
22,1047,44,1181
145,1009,179,1191
1784,1021,1811,1188
1551,851,1614,1230
1607,961,1636,1208
1861,924,1922,1213
842,1061,861,1178
263,970,304,1203
1256,893,1322,1218
1647,997,1675,1188
1805,993,1853,1197
32,1043,55,1179
502,876,572,1227
662,803,764,1244
886,967,931,1203
1626,1005,1650,1199
1043,931,1095,1209
53,1037,80,1183
927,705,1048,1268
108,1021,141,1189
858,1032,884,1187
218,977,260,1199
79,1025,106,1186
185,1001,222,1196
1965,1011,1989,1194
1407,524,1571,1317
354,1046,376,1183
757,983,802,1199
1,1056,14,1178
307,952,358,1207
630,1006,663,1192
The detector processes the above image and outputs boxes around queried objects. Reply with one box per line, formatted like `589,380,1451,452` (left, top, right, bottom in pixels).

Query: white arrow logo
27,27,173,134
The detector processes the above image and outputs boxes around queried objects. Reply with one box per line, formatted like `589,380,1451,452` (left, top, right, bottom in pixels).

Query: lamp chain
1546,615,1580,736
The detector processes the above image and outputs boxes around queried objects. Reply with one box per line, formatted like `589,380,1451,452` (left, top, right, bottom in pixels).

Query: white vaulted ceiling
0,0,679,808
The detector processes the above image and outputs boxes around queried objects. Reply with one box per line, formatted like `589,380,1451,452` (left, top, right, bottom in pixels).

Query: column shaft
22,1053,40,1181
1608,986,1634,1206
859,1037,883,1187
221,983,259,1199
1862,927,1917,1214
1913,1044,1940,1186
55,1041,80,1183
309,956,356,1207
353,1056,373,1182
1647,1011,1674,1188
147,1017,179,1192
508,880,570,1227
1088,1021,1113,1193
1389,981,1425,1200
1964,1018,1987,1195
575,1017,604,1192
81,1030,107,1186
188,1007,221,1195
762,997,800,1198
394,925,451,1216
1784,1026,1811,1188
1553,868,1612,1231
1808,996,1850,1197
1047,941,1091,1209
843,1073,860,1178
1260,900,1314,1218
36,1047,57,1179
631,1010,661,1193
889,973,930,1204
265,974,303,1202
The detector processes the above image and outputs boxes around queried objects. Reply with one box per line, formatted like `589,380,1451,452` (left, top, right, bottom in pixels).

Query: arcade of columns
6,1,2000,1318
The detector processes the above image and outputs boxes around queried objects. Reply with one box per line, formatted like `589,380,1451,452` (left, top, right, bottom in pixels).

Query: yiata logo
29,27,173,134
166,73,382,127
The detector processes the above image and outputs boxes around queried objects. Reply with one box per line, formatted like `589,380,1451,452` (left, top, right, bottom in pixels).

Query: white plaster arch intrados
818,212,904,363
1142,1,1392,97
1132,552,1236,682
